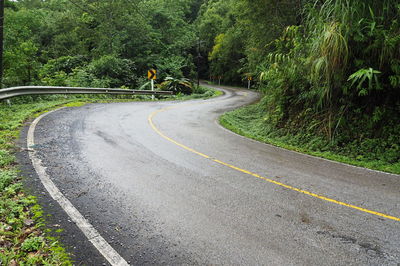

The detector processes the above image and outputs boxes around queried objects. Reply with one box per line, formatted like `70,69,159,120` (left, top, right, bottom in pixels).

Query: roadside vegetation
0,100,74,265
198,0,400,174
220,103,400,174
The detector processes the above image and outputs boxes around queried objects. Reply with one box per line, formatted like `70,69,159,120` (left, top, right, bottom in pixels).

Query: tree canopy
3,0,205,88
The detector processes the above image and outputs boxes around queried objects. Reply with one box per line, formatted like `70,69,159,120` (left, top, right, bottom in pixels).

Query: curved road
25,84,399,265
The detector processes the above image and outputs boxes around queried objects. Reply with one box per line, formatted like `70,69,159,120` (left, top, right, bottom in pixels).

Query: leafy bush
40,55,87,77
86,55,138,88
39,55,139,89
160,77,194,94
39,56,87,86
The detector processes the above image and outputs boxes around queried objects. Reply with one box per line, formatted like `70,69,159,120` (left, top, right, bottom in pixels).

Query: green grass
0,100,75,265
220,101,400,175
0,87,219,265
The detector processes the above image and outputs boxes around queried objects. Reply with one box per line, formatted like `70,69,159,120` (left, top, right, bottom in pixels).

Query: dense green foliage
198,0,400,169
4,0,204,89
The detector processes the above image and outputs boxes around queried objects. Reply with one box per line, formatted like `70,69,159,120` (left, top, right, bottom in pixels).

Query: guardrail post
151,79,155,101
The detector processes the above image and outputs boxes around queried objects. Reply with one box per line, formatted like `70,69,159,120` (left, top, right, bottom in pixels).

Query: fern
347,68,381,96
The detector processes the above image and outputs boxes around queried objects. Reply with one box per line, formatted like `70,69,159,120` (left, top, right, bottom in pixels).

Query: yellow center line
149,108,210,159
148,104,400,222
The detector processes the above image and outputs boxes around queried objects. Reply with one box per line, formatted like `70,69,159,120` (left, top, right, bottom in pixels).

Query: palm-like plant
159,77,194,95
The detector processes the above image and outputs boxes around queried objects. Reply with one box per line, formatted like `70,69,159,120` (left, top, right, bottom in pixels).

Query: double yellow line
148,105,400,222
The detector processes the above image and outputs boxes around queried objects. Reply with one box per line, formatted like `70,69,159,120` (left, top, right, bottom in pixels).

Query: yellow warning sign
148,69,157,80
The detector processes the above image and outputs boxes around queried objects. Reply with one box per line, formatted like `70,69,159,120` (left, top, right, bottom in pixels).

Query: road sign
248,76,253,81
148,69,156,80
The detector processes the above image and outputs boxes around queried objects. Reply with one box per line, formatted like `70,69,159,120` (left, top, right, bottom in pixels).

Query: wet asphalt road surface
20,84,400,265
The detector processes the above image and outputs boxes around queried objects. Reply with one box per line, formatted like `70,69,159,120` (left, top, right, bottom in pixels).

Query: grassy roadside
0,100,76,265
0,86,220,265
220,100,400,175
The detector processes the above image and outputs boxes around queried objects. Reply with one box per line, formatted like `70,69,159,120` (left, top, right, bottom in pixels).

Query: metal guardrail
0,86,173,100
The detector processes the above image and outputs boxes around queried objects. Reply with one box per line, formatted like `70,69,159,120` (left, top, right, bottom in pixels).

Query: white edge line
214,118,400,178
27,108,129,266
